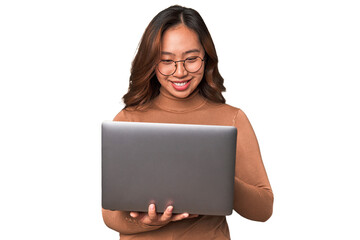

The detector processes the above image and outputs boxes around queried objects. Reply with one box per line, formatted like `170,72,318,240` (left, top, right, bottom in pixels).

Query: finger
160,206,173,221
171,212,189,222
148,204,157,220
130,212,139,218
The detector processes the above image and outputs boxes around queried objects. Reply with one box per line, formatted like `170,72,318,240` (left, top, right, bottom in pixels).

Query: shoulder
113,108,128,121
112,104,151,121
224,104,250,127
112,107,137,121
200,100,251,126
206,100,245,117
226,105,254,131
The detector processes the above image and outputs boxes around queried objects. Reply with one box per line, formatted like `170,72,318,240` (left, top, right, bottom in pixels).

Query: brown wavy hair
123,5,226,109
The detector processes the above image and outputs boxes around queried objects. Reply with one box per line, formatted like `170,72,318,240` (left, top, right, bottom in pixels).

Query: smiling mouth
170,80,191,86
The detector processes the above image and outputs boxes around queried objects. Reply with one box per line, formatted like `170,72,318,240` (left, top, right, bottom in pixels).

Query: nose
173,61,188,78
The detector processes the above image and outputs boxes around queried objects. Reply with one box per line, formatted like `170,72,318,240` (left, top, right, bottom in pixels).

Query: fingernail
150,204,155,210
130,212,135,218
183,213,189,217
167,206,173,212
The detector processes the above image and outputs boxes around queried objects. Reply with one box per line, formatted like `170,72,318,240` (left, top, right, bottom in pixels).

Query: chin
170,91,193,99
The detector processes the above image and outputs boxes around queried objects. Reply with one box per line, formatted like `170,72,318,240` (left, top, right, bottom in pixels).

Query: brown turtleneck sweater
102,88,273,239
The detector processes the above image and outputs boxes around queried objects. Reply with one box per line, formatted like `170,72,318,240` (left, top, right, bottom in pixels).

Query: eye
160,59,174,65
186,57,198,63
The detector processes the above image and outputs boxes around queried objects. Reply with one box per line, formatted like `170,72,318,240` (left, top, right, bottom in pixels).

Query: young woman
102,5,273,239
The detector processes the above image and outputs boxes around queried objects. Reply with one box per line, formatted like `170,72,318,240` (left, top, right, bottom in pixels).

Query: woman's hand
130,204,199,227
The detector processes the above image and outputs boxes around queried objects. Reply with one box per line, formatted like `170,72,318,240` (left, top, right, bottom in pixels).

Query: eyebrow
161,49,201,56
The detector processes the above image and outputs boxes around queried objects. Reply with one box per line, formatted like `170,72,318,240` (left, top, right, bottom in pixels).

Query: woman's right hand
129,203,199,227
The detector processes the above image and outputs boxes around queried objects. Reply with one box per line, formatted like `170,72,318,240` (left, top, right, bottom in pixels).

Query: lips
170,80,191,91
172,80,189,86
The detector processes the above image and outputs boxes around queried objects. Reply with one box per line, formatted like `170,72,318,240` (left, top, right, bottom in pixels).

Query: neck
152,87,206,113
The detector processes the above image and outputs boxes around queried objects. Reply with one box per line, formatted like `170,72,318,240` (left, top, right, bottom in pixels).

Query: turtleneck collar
152,87,206,113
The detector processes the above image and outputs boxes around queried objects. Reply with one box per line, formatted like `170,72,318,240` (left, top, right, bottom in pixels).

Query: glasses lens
158,61,175,76
184,57,202,73
157,57,203,76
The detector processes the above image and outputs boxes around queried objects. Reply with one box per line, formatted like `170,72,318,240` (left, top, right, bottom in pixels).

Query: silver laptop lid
102,121,237,216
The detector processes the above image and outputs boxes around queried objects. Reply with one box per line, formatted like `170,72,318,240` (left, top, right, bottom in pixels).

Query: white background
1,0,359,239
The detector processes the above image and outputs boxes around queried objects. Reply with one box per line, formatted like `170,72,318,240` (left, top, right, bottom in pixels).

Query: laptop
102,121,237,216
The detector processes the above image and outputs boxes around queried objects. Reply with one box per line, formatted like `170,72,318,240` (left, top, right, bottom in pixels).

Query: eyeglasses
156,56,205,76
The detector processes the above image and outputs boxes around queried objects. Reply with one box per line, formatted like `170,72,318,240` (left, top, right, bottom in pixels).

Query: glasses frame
156,56,205,76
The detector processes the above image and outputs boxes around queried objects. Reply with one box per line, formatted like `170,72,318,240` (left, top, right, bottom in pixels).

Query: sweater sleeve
101,109,163,234
232,109,274,222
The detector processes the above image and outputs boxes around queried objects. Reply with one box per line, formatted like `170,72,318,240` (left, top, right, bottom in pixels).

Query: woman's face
155,24,205,99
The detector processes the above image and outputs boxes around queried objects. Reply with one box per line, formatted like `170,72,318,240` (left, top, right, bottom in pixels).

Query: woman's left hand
130,203,199,227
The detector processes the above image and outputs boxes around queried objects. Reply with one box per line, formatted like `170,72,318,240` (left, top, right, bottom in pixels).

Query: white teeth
173,81,187,86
